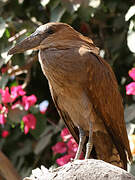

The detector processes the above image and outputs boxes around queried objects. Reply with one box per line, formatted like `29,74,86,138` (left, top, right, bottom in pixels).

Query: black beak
8,31,46,55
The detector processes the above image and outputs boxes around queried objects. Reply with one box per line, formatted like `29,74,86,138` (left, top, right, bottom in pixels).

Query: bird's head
8,22,90,55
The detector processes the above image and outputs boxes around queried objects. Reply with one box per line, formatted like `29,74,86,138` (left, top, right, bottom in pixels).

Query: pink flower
61,128,72,142
56,154,72,166
39,100,49,114
22,114,36,134
52,142,67,155
1,130,9,138
126,82,135,95
0,104,3,111
67,137,78,157
0,114,6,125
0,87,13,103
0,104,8,114
11,85,26,100
22,95,37,110
129,68,135,81
11,100,22,110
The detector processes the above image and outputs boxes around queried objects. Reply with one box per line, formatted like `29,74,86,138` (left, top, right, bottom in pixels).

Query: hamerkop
8,22,132,170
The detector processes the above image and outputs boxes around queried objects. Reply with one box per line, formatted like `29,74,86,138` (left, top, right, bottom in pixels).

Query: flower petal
126,82,135,95
52,142,67,155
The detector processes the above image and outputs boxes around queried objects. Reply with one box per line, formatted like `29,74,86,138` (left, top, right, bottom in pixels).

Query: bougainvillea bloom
11,85,26,100
0,104,2,110
11,100,22,110
52,127,84,166
0,114,6,125
60,128,72,142
2,106,8,114
56,154,72,166
0,104,8,114
22,95,37,110
39,100,49,114
1,130,9,138
0,87,13,103
67,137,78,155
129,68,135,81
52,142,67,155
22,114,36,134
126,82,135,95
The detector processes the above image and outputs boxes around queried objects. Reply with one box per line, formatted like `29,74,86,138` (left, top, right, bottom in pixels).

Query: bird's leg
85,121,93,159
75,127,86,160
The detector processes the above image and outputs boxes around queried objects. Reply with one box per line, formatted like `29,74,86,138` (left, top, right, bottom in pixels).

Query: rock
24,159,135,180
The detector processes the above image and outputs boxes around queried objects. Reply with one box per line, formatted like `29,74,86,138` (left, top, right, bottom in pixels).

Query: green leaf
8,107,27,124
50,5,66,22
113,15,125,30
49,0,61,11
124,104,135,123
5,29,10,38
9,81,18,88
0,74,9,89
77,6,94,22
30,113,47,139
20,120,24,132
34,132,53,154
0,17,6,38
128,162,135,176
62,1,79,13
29,105,39,114
61,11,77,24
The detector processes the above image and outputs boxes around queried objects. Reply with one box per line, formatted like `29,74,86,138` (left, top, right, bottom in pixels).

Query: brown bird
8,22,132,170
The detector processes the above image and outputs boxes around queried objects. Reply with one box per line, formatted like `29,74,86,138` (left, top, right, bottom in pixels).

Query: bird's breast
38,47,88,88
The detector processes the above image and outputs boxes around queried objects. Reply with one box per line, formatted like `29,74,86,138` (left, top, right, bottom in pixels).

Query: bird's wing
49,82,97,158
49,83,79,144
85,51,132,163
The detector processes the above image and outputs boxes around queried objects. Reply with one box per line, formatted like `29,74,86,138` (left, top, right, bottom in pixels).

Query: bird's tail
92,131,127,170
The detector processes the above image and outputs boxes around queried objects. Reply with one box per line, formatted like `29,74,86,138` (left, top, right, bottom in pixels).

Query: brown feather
8,22,132,170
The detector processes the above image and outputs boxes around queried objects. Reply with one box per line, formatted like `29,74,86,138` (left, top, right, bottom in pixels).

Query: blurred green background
0,0,135,179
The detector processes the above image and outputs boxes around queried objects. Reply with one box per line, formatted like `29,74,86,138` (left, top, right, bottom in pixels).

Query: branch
0,150,21,180
8,55,38,76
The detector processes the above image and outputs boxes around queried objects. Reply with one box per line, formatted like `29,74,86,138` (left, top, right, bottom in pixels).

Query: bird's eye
46,28,54,35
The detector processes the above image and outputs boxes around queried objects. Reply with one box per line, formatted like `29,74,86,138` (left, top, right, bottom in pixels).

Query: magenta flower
0,87,13,103
67,137,84,159
60,128,72,142
11,85,26,100
129,68,135,81
22,114,36,134
22,95,37,110
56,154,72,166
0,104,8,114
52,128,84,166
11,100,22,109
0,104,2,110
1,130,9,138
52,142,67,155
67,137,78,155
126,82,135,95
3,106,8,114
0,114,6,125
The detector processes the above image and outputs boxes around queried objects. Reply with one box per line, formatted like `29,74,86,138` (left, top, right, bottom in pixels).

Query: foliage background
0,0,135,178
